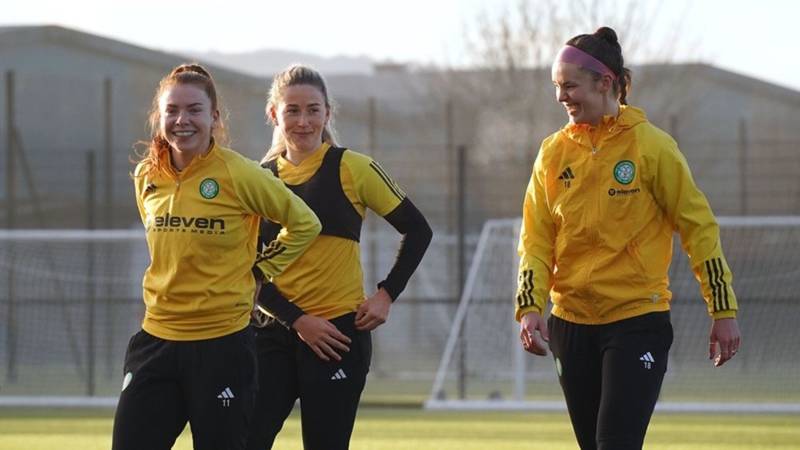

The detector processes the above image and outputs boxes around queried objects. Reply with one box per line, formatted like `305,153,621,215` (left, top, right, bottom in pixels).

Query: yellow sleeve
652,137,738,319
133,163,147,226
342,150,404,216
515,151,556,321
231,158,321,280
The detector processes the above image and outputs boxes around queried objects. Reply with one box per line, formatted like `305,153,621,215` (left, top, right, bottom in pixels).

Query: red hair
136,63,228,178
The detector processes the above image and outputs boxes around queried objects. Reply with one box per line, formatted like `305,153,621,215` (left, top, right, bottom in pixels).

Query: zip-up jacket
133,144,320,340
515,105,738,325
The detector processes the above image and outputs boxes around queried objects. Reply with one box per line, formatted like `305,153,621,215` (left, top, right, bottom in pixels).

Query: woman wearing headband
516,27,741,449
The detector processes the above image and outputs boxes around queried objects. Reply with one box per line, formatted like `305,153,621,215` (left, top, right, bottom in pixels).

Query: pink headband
554,45,617,80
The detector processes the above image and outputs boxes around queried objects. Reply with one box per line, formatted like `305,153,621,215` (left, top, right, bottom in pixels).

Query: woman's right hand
520,311,550,356
292,314,352,362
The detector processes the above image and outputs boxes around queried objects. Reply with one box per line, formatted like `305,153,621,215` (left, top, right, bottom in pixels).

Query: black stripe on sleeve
705,258,722,312
369,161,405,201
706,259,719,311
525,270,534,306
713,258,730,310
704,260,714,311
516,269,534,309
256,241,287,263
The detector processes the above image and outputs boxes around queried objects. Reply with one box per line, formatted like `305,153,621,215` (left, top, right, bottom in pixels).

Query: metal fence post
5,70,18,383
86,150,97,396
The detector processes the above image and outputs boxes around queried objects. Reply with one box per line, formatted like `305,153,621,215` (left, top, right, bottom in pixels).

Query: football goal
425,217,800,413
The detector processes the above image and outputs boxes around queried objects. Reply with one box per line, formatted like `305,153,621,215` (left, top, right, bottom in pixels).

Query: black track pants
112,327,257,450
548,312,673,450
246,312,371,450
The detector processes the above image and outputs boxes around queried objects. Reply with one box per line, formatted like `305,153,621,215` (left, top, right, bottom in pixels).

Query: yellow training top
134,144,320,340
516,105,738,325
263,143,404,319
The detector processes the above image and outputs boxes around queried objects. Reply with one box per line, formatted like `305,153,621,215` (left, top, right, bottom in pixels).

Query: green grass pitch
1,407,798,449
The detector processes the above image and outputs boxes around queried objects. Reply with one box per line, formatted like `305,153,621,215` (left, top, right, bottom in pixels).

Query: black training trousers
112,327,257,450
548,311,673,450
245,312,371,450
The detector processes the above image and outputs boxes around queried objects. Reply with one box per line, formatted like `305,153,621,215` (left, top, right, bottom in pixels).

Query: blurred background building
2,26,799,232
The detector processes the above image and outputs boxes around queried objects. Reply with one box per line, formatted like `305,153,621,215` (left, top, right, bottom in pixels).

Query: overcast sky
3,0,797,90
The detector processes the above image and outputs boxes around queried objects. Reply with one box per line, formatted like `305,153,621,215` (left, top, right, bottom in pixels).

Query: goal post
425,216,800,413
425,218,528,407
425,218,565,410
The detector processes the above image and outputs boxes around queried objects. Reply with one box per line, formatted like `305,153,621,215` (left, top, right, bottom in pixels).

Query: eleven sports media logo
147,178,226,234
608,160,641,197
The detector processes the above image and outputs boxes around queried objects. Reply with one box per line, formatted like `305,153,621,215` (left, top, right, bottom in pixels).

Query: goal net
0,229,147,406
425,217,800,413
0,226,453,407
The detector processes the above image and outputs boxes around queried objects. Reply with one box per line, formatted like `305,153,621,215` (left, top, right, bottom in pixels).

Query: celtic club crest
199,178,219,199
613,160,635,185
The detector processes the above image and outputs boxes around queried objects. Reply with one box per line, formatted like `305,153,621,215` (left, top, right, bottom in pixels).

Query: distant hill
181,49,375,77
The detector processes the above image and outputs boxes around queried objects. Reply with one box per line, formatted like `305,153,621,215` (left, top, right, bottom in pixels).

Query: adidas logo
330,368,347,381
143,182,157,198
217,387,235,407
558,167,575,188
640,352,655,369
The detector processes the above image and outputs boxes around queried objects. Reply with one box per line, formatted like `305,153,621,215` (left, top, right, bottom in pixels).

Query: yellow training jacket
134,144,320,340
515,105,737,325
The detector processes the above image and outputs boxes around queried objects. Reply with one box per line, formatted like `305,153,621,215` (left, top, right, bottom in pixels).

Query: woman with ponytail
515,28,741,449
245,65,432,450
113,63,320,450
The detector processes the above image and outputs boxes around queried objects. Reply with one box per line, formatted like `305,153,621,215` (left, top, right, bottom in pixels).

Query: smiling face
552,61,610,125
158,83,219,158
270,84,329,155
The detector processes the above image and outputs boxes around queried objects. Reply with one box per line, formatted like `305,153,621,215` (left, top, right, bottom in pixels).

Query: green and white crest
613,160,636,185
199,178,219,199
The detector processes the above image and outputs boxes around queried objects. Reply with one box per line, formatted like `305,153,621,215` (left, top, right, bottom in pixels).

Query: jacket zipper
586,142,603,313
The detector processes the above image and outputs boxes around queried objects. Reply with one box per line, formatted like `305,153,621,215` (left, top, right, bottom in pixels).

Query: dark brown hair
566,27,632,105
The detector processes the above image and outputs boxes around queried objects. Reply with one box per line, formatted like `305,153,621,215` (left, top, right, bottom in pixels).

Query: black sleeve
378,197,433,301
251,219,304,330
255,281,305,329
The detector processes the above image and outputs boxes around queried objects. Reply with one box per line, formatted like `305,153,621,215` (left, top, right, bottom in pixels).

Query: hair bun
593,27,619,47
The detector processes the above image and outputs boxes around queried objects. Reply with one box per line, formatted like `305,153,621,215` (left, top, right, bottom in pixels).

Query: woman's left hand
709,317,741,367
355,288,392,331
